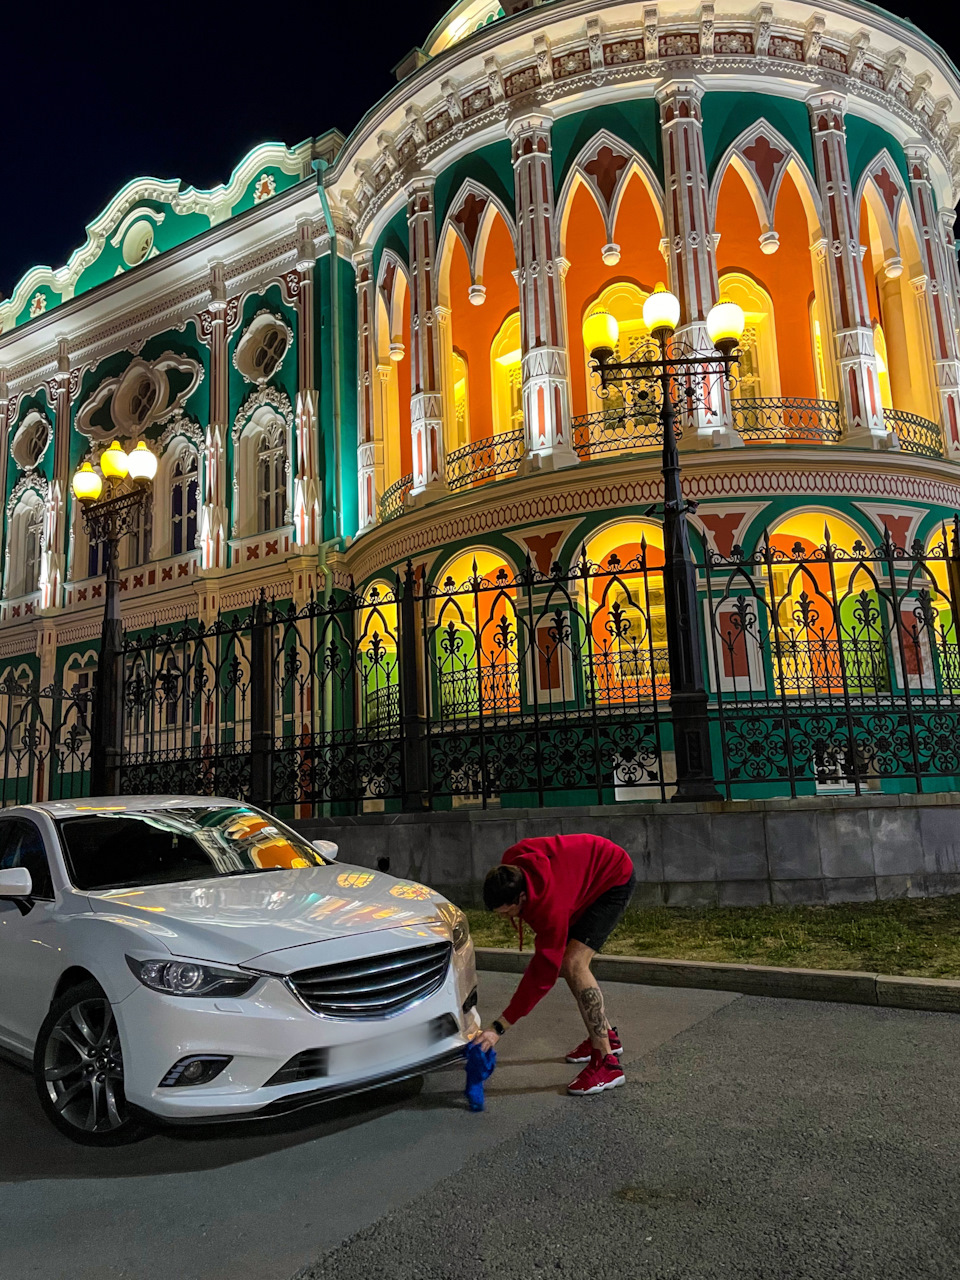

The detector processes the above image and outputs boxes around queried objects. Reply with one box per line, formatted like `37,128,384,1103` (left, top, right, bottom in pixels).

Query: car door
0,817,64,1052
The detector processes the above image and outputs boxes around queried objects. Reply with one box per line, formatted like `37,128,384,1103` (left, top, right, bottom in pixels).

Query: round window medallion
122,220,155,267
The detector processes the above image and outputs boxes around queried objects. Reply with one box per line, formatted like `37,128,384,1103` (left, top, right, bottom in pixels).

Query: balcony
379,472,413,523
732,397,842,444
374,399,947,526
447,428,525,491
883,408,944,458
571,409,661,458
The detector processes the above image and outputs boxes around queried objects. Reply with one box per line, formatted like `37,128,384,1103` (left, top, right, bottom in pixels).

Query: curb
475,948,960,1014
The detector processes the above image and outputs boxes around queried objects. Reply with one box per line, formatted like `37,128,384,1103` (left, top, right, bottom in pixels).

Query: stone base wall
292,794,960,908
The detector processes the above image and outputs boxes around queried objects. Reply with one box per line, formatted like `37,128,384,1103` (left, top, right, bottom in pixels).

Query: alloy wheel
43,996,128,1134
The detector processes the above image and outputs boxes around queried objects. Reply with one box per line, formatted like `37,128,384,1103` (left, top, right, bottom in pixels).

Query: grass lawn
465,894,960,979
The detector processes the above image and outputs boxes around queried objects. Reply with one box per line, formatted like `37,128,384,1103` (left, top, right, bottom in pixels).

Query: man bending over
476,833,636,1096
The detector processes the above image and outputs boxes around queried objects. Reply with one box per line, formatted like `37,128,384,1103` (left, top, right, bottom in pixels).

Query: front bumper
115,942,479,1121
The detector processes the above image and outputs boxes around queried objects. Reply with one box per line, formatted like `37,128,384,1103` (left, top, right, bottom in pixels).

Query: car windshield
57,806,331,891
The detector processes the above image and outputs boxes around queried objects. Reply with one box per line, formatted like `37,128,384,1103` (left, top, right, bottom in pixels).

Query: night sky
1,0,956,297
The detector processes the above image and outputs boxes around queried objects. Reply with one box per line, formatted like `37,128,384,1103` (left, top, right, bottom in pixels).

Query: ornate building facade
1,0,960,807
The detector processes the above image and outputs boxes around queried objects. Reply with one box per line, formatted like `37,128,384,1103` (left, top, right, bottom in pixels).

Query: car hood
85,864,449,964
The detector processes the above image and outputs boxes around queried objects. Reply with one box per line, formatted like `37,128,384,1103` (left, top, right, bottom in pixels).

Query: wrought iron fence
884,408,944,458
3,521,959,812
0,677,93,805
732,397,842,444
446,430,525,490
703,525,960,796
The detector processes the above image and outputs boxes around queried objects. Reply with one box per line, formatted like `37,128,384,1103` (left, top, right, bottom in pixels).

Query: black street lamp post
584,288,744,802
72,445,156,796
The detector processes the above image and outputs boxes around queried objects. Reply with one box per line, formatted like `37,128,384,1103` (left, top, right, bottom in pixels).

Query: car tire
33,979,151,1146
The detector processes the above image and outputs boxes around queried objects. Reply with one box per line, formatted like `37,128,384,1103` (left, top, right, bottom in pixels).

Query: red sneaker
567,1051,625,1096
565,1026,623,1064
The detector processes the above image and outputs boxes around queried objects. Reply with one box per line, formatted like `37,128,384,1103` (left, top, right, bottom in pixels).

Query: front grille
288,941,452,1018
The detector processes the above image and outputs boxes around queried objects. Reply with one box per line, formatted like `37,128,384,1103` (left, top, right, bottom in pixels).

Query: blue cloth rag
464,1041,497,1111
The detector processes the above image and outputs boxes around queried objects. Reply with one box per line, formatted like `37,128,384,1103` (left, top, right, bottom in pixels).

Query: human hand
476,1027,500,1052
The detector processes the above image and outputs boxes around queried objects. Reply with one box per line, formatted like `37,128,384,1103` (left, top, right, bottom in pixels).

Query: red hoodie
500,834,633,1025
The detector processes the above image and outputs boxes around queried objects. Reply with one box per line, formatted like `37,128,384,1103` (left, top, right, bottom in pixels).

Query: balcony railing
884,408,944,458
379,472,413,523
732,397,842,444
375,401,946,526
446,429,525,490
571,409,661,458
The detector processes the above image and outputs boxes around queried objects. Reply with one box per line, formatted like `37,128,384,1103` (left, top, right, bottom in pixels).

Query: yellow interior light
494,347,522,366
642,284,681,336
100,440,130,479
71,463,103,503
126,441,158,482
582,309,619,358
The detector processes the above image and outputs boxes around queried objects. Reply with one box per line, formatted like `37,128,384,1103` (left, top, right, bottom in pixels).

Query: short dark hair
483,863,526,910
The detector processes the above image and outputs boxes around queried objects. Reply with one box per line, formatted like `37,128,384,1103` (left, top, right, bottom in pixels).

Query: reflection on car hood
86,864,447,963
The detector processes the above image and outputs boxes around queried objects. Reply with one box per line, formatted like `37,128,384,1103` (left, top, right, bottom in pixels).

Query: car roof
21,795,248,817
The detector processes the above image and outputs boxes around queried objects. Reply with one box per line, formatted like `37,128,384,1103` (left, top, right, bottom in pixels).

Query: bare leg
560,939,612,1057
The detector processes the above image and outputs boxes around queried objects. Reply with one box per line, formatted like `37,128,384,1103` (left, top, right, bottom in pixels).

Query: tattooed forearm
575,984,607,1041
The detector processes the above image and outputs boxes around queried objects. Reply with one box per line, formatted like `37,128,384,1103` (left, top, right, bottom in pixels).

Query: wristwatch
492,1019,506,1036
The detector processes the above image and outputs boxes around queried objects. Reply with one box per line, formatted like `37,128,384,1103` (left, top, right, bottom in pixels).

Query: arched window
171,447,199,556
257,424,286,532
718,272,780,401
126,492,153,568
491,313,523,436
873,322,894,410
7,492,44,598
235,402,291,538
583,282,651,415
452,351,469,449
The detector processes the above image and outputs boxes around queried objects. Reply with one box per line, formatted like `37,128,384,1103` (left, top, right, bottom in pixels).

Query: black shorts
568,871,637,952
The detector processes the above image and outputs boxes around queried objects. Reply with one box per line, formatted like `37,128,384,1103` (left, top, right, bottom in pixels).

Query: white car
0,796,478,1145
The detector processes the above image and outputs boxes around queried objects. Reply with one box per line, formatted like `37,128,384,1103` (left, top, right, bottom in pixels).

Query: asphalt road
0,973,733,1280
304,993,960,1280
3,976,959,1280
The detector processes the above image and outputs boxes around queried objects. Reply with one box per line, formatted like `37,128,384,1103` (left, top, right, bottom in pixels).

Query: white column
292,225,321,547
657,79,738,448
807,93,886,445
406,178,447,499
199,264,230,570
40,340,71,611
905,145,960,456
510,114,577,471
355,249,378,529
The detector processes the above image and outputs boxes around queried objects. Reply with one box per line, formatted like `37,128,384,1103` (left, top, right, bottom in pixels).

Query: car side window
0,819,54,899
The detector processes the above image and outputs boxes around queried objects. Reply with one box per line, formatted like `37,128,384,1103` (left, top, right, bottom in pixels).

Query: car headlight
126,956,258,998
437,903,470,951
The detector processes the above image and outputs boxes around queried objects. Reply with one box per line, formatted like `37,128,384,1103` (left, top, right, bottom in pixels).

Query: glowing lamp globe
126,441,158,483
101,440,130,479
642,284,681,336
582,308,619,359
706,298,746,355
389,340,405,362
72,463,103,503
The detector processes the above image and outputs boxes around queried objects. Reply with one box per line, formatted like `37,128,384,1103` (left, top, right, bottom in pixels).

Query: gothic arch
556,131,666,257
437,178,518,302
710,122,823,244
376,249,411,356
854,151,917,264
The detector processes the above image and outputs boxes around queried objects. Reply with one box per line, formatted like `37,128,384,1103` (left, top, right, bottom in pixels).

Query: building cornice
326,0,960,243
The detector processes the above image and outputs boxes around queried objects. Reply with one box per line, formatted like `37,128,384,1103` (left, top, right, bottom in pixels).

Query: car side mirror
0,867,33,897
312,839,339,861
